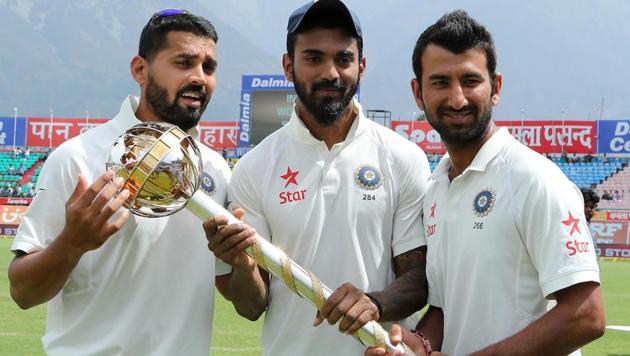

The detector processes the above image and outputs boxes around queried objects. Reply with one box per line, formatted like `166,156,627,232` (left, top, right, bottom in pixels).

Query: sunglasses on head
148,8,188,23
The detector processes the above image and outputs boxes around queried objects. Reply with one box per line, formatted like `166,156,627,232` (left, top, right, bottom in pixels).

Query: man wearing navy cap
204,0,431,354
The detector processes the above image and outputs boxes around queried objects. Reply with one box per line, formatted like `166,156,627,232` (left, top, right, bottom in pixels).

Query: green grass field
1,237,628,355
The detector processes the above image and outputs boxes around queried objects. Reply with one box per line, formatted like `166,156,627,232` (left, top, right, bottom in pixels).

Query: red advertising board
0,205,27,225
391,120,596,154
391,121,446,154
590,220,629,245
24,118,238,152
606,211,630,221
26,118,108,147
198,121,239,151
496,121,596,154
0,197,32,205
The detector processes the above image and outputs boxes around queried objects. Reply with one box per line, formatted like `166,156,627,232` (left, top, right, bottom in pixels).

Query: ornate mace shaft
107,122,409,354
187,192,408,353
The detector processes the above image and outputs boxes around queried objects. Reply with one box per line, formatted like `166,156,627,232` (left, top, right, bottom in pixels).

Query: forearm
368,267,427,321
218,259,269,321
9,233,84,309
416,305,444,351
472,283,605,355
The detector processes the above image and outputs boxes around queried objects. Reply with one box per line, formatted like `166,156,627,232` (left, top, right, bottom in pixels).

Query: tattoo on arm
394,246,426,277
370,246,428,321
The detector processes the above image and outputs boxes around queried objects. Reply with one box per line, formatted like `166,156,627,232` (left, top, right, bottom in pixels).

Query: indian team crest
472,188,495,217
200,172,216,196
354,164,384,191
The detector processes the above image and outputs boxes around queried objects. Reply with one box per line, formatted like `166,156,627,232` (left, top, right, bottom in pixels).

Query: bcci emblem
201,172,216,196
354,164,384,191
473,189,495,217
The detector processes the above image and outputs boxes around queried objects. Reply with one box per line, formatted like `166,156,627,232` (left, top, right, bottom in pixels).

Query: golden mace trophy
106,122,410,354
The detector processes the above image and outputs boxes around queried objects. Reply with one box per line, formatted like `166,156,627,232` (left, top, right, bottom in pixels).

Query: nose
447,84,468,110
320,59,340,82
188,64,206,86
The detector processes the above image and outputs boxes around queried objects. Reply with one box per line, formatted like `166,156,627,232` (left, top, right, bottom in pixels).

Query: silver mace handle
187,191,411,354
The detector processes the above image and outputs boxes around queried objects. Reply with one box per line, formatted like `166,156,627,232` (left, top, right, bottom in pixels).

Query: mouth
179,91,206,108
314,87,344,96
441,110,474,125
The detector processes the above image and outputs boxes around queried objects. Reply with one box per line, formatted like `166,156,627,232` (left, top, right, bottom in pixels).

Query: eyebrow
428,74,449,81
301,48,324,56
301,48,356,56
462,73,484,80
175,52,217,67
428,72,484,81
174,52,199,60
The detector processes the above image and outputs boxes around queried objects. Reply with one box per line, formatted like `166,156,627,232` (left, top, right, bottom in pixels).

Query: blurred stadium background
1,74,629,354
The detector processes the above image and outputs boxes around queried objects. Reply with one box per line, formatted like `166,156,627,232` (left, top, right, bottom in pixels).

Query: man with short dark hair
8,9,231,355
369,10,604,356
581,188,600,224
204,1,431,354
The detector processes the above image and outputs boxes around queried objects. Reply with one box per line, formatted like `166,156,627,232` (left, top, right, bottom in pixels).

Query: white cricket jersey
424,128,600,355
229,99,430,355
12,96,231,356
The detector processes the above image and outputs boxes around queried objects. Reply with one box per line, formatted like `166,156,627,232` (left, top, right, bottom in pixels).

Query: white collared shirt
424,127,599,355
12,96,231,356
229,99,430,356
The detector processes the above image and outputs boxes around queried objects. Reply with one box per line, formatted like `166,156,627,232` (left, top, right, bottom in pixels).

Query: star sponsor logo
562,211,590,256
561,211,581,236
429,201,437,219
279,166,306,205
279,189,307,205
565,239,591,256
472,189,495,217
280,166,299,187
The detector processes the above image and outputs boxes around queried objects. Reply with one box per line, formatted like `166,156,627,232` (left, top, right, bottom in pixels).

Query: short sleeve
516,173,600,298
391,143,431,257
11,148,78,254
228,159,272,243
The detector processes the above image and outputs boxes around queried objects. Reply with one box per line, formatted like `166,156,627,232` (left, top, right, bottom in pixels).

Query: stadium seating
596,164,630,210
0,150,47,196
1,146,627,205
550,156,626,189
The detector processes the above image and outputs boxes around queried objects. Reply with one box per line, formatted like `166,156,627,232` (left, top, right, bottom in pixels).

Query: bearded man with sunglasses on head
8,10,232,355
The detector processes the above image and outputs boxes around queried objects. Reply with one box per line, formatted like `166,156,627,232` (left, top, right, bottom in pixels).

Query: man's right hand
203,210,257,268
58,171,130,255
205,210,269,321
8,171,130,309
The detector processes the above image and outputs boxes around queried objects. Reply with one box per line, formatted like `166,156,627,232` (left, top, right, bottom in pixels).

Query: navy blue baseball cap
287,0,362,39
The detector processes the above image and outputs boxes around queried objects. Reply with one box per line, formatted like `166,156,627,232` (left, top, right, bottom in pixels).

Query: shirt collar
430,126,513,180
288,97,367,145
110,95,200,139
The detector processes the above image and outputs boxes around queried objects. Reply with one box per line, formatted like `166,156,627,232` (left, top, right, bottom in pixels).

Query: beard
292,70,359,127
425,99,493,145
145,73,209,132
